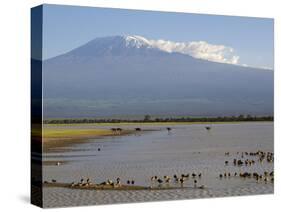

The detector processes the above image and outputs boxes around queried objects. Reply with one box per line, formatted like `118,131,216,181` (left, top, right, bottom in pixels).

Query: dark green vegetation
44,115,273,124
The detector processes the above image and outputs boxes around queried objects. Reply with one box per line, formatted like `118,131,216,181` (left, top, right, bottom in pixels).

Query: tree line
43,115,273,124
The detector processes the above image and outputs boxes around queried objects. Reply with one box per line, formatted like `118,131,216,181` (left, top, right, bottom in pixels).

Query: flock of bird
149,173,205,189
219,150,274,184
46,173,206,189
47,127,273,190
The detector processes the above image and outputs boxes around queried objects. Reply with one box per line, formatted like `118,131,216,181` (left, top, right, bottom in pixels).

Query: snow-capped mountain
42,35,273,118
57,35,240,65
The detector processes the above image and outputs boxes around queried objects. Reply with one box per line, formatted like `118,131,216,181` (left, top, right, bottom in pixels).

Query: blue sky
42,4,274,69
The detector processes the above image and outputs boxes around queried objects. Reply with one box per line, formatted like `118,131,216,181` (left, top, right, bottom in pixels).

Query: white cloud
124,35,272,69
148,39,240,65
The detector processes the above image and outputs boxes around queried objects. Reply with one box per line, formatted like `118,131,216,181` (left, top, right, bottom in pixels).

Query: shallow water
43,122,274,207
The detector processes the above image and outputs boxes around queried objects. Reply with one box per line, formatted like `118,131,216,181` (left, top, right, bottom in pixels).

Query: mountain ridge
45,35,272,70
42,35,273,118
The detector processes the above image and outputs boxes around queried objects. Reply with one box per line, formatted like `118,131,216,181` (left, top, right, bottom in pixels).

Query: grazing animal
167,127,172,133
98,148,101,151
135,128,141,131
51,179,56,183
127,180,131,185
56,162,60,166
198,173,202,178
116,128,122,134
205,126,211,130
219,174,223,178
111,128,117,134
225,161,229,165
131,180,135,185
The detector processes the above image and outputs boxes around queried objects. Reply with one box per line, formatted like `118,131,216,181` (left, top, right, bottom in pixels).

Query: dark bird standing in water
205,126,211,130
157,179,163,184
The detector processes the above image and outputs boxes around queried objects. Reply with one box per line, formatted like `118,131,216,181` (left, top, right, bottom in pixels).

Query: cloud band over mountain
125,35,240,65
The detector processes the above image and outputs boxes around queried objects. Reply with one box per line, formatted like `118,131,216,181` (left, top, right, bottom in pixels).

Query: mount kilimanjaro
42,35,273,118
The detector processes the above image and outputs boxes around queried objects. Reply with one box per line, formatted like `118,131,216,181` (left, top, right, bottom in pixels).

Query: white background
0,0,279,211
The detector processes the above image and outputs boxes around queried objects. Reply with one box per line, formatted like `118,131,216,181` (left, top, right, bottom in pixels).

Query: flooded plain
43,122,273,207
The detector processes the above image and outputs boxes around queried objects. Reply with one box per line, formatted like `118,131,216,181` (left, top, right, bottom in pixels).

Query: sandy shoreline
43,181,206,191
43,128,137,151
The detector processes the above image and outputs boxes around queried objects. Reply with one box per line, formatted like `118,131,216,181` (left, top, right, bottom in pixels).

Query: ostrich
166,127,172,134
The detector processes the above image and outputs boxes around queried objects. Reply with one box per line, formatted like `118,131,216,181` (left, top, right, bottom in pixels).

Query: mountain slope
42,35,273,118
